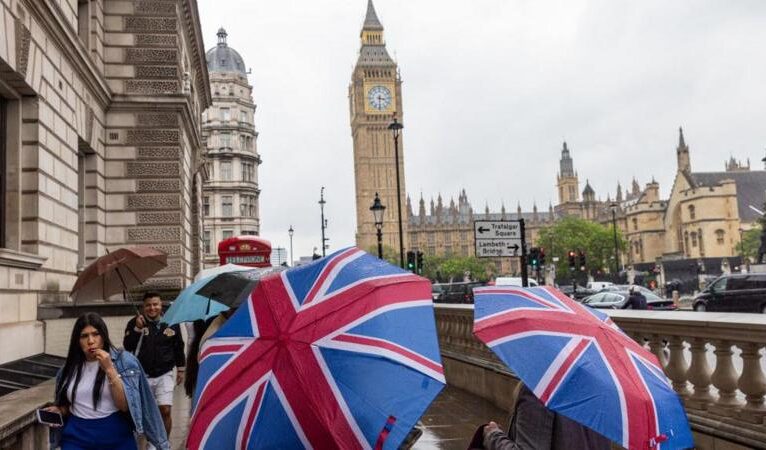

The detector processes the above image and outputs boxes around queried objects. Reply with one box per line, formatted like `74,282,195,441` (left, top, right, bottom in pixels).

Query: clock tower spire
349,0,408,254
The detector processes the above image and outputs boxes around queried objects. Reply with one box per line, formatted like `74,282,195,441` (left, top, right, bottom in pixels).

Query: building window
222,229,233,240
222,196,233,216
246,136,253,151
77,0,91,49
632,218,638,230
242,230,257,236
242,162,254,182
220,161,232,180
716,229,725,245
220,108,230,121
691,232,697,247
239,134,246,151
203,230,211,254
220,132,231,149
206,162,214,179
688,205,696,220
203,196,210,216
240,111,247,123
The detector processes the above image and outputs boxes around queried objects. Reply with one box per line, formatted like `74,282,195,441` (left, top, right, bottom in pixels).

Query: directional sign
474,220,523,258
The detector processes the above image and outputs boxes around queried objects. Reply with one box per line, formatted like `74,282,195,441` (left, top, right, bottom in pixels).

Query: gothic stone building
350,0,408,254
0,0,210,364
200,28,261,268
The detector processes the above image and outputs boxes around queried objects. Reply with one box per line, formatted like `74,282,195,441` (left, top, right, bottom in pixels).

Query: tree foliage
421,254,491,282
364,245,400,267
736,226,761,262
536,216,627,277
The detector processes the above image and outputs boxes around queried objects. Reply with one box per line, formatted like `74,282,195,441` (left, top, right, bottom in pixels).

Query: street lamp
610,202,620,280
319,187,328,257
288,225,294,267
388,115,405,268
370,193,386,259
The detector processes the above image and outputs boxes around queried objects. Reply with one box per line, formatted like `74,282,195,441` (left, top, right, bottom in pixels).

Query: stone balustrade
434,305,766,449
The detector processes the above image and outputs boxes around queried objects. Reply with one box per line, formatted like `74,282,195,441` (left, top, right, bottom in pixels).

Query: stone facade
556,128,766,267
350,0,408,254
200,29,260,268
0,0,210,364
408,191,555,276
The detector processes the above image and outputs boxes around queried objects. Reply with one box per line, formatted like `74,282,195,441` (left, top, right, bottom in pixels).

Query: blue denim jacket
51,349,170,450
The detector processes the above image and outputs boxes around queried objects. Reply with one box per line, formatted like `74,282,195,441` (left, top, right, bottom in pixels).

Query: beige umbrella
70,246,168,304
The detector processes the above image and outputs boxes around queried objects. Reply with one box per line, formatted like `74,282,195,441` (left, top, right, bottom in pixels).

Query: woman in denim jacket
44,312,169,450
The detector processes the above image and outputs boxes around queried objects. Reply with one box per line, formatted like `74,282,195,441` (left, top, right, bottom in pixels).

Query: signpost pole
520,218,528,287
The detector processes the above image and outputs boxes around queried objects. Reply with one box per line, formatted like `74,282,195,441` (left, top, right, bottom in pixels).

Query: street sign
474,220,523,258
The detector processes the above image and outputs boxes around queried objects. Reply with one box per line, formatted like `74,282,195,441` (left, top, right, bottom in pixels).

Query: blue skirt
61,412,137,450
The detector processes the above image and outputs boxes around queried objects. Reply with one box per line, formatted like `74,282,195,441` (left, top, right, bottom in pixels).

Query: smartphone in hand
36,409,63,427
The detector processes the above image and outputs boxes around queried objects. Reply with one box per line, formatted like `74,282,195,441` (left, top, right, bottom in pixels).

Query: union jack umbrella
188,248,445,450
473,286,693,450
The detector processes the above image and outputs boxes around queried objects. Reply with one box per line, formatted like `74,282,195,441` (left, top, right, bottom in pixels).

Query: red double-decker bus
217,236,272,268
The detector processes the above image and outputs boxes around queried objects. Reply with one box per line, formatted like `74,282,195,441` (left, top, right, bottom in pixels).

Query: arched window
688,204,696,220
691,232,698,247
716,229,725,245
632,218,638,230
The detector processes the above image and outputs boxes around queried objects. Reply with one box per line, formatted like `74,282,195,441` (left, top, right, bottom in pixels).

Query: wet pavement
414,386,508,449
167,384,506,450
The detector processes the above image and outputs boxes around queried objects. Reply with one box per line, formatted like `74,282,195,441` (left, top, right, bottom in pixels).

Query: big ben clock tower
350,0,408,254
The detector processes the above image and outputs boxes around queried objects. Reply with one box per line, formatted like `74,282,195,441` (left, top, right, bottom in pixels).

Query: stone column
737,343,766,423
709,340,743,416
666,336,690,397
686,338,714,409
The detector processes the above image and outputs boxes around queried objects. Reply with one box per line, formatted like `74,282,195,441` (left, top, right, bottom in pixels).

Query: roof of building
206,28,247,75
364,0,384,30
689,170,766,222
357,45,395,67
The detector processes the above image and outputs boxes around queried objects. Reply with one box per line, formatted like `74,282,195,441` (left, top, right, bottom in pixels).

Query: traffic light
416,251,424,274
406,250,416,272
578,250,586,271
539,247,546,267
568,251,576,270
529,247,540,268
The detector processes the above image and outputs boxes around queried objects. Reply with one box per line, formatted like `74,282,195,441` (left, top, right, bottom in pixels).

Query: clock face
367,85,392,111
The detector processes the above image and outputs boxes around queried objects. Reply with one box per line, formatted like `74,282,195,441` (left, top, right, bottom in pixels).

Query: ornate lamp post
370,193,386,259
388,115,405,268
319,187,328,257
610,202,620,280
288,225,294,267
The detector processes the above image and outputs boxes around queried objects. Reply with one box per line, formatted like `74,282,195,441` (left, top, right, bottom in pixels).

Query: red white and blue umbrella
473,286,693,450
187,248,445,450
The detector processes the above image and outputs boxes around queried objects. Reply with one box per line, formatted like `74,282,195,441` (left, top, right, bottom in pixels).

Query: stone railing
434,305,766,449
0,381,53,449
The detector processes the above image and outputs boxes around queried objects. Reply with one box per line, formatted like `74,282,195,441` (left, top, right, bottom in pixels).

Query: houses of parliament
350,1,766,275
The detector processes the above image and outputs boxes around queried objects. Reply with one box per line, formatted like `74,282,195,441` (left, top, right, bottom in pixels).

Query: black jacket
124,317,185,378
624,291,648,310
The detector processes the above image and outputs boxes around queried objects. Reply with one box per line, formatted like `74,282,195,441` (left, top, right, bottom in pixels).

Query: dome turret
206,28,248,76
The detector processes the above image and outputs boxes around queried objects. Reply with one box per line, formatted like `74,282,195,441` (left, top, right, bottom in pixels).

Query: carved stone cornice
109,95,204,150
23,0,111,108
179,0,212,109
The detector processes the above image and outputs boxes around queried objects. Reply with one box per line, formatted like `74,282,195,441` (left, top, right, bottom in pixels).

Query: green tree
536,216,627,278
736,226,761,262
435,255,492,282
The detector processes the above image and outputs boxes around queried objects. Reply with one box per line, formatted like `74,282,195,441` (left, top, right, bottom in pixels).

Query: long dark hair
55,312,115,410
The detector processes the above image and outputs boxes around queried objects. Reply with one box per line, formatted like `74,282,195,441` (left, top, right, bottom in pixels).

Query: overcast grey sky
197,0,766,259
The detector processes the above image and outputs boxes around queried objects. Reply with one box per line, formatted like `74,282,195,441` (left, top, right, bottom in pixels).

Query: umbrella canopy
163,267,284,326
473,286,693,450
194,263,252,282
188,248,445,450
70,246,167,303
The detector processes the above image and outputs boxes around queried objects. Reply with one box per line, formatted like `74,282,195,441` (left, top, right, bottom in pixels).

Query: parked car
431,283,446,302
435,281,486,304
494,277,539,287
582,290,677,310
693,274,766,313
559,285,597,301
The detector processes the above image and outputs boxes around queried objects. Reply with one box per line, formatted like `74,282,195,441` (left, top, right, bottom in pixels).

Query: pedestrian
43,312,169,450
474,382,612,450
124,292,185,444
624,285,648,310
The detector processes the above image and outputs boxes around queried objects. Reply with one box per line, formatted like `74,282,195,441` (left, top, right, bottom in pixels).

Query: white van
494,277,539,287
587,281,614,291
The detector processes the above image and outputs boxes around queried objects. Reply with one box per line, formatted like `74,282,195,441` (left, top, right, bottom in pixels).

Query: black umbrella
195,267,286,309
